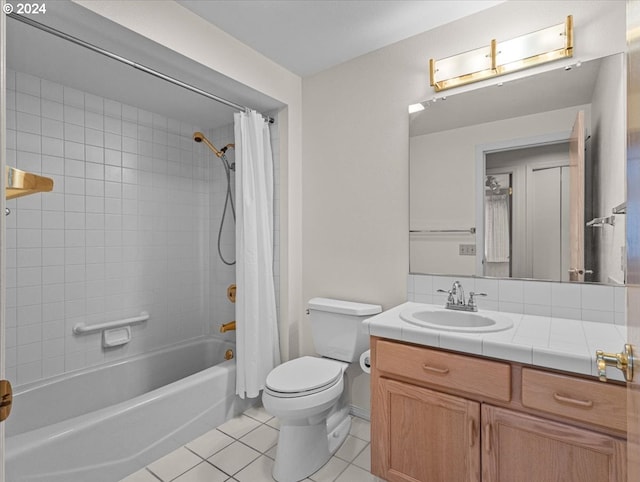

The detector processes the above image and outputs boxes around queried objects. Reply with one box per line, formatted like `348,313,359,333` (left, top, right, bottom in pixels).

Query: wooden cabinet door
482,405,626,482
372,377,480,482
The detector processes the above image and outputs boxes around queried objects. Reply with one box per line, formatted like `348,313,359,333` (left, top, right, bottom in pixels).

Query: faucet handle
467,292,487,309
437,289,455,304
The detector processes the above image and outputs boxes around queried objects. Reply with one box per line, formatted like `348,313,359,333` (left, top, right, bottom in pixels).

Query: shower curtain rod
8,13,274,124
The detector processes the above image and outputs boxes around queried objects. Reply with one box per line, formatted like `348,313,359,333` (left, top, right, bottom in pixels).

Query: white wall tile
581,284,614,312
8,70,285,388
16,72,41,96
16,92,41,115
41,80,63,102
409,275,625,324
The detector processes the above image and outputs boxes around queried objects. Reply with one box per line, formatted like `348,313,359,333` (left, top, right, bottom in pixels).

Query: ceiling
176,0,505,77
6,0,505,130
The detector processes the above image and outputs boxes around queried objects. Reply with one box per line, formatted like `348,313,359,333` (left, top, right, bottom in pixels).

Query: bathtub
5,337,254,482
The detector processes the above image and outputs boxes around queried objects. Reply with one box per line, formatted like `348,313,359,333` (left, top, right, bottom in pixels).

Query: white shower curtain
234,110,281,399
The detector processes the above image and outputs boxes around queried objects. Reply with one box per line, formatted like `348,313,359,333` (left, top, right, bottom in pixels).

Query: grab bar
73,312,149,335
410,227,476,234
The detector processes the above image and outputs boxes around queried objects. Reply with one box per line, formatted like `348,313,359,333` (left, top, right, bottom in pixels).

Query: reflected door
569,110,586,281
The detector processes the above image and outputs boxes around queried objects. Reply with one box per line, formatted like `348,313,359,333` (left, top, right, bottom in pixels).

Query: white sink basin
400,306,514,333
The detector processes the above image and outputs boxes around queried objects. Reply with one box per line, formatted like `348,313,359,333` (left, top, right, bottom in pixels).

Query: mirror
409,53,626,285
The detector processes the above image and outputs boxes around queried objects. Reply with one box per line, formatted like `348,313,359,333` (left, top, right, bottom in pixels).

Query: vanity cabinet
370,337,627,482
376,378,481,481
482,405,625,481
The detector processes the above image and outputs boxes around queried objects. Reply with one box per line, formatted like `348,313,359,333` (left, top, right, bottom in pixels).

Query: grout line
145,468,163,482
129,409,372,482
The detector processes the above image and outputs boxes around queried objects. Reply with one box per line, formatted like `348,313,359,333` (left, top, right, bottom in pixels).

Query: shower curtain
234,110,281,399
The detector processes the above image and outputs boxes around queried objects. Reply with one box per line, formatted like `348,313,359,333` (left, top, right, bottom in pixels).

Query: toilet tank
308,298,382,362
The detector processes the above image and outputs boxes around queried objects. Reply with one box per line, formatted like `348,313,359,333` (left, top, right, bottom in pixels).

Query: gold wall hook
596,344,634,382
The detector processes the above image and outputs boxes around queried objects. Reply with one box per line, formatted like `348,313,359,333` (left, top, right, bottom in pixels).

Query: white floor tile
186,428,235,459
335,435,369,463
243,405,274,423
217,415,262,439
147,447,202,482
173,462,228,482
264,445,278,460
352,444,371,471
334,464,385,482
233,455,275,482
309,456,349,482
208,441,261,476
266,417,280,430
119,468,160,482
349,417,371,442
240,424,279,453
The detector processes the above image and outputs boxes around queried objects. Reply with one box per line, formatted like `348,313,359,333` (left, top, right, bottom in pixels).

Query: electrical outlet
459,244,476,256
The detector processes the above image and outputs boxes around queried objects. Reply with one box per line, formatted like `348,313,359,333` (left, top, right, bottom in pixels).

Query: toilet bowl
262,298,381,482
263,356,350,482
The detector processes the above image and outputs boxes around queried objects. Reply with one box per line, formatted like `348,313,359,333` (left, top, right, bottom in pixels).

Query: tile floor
120,405,384,482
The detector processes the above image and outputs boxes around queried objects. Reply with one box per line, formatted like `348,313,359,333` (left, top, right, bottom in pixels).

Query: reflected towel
485,193,510,262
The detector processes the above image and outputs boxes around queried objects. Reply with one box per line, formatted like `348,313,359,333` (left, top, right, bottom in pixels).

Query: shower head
193,131,223,158
485,175,502,193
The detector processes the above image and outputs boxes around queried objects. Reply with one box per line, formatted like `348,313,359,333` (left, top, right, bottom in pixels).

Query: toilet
262,297,381,482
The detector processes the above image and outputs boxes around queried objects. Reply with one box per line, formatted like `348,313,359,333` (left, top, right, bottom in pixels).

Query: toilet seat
265,356,344,398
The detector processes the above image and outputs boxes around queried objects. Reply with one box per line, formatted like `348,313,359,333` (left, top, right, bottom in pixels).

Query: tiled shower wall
4,70,281,386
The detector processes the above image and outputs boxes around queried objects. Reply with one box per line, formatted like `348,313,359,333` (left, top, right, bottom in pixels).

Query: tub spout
220,321,236,333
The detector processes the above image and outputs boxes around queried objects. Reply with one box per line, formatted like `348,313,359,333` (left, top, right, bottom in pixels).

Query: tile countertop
364,301,629,382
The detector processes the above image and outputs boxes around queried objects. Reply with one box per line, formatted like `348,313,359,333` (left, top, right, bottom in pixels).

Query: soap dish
102,326,131,348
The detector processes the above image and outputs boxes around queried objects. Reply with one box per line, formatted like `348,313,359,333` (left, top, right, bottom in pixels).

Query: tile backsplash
408,274,625,325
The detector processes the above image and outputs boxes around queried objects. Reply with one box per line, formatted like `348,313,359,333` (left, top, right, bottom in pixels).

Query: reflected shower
194,132,236,266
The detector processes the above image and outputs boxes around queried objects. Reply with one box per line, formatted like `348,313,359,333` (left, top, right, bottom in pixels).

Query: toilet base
272,415,351,482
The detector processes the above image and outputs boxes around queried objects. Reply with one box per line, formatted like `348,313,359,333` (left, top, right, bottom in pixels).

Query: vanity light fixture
430,15,573,92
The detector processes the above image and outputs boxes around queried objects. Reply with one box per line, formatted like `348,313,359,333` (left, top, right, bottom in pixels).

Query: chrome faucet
452,281,464,306
437,281,486,312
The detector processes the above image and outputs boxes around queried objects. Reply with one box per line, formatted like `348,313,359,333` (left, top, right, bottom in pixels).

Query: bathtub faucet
220,321,236,333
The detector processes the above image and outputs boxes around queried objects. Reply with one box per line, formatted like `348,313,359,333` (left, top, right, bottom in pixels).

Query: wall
4,69,237,385
74,0,303,362
409,105,588,276
303,1,626,412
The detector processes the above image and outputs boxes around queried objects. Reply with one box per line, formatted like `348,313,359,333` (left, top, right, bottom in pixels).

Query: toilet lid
265,356,343,394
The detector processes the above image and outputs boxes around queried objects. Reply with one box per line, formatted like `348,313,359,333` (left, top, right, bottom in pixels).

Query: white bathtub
5,337,253,482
